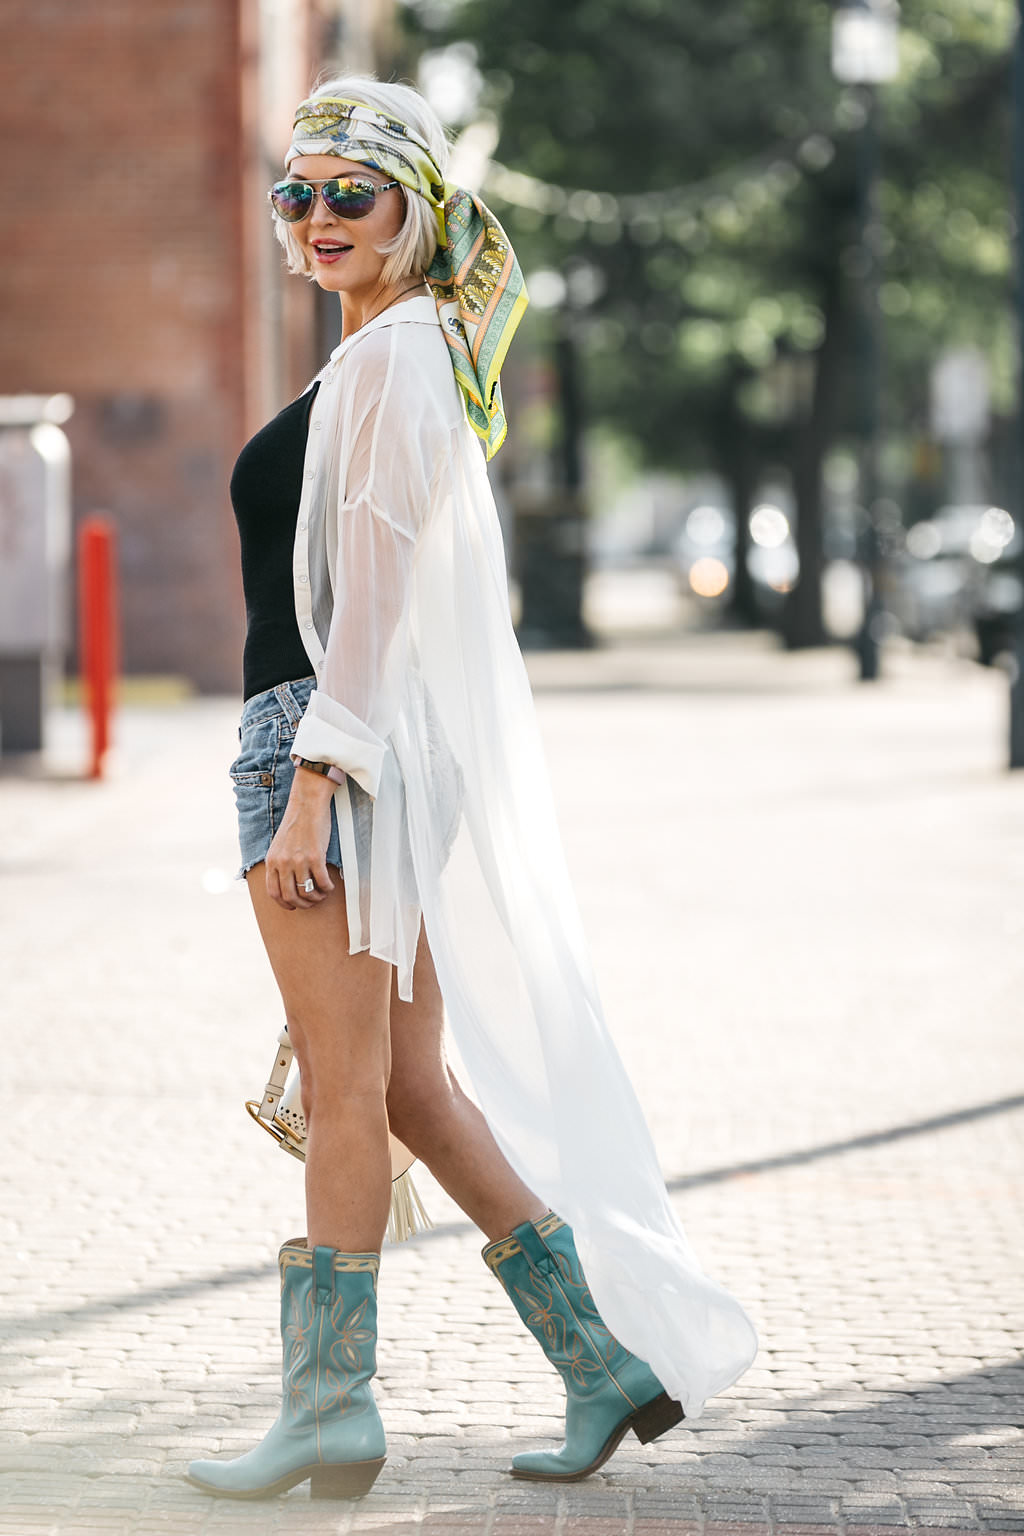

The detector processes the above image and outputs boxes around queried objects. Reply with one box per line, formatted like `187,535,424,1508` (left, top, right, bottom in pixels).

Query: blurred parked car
891,504,1022,662
672,501,799,617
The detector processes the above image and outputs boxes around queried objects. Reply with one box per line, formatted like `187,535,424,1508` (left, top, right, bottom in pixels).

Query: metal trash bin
0,394,73,753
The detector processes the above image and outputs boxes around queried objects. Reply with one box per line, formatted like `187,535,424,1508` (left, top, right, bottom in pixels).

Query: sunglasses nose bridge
307,193,339,226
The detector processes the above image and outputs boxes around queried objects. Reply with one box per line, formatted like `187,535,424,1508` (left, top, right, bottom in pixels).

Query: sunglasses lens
270,182,314,222
321,179,377,219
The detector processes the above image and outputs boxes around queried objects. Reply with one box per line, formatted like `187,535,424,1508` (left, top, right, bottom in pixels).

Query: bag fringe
387,1168,434,1243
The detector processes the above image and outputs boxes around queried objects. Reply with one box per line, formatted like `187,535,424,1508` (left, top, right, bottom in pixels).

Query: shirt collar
329,295,439,363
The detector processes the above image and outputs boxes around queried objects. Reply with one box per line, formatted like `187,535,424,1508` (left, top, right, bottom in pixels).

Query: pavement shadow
3,1090,1021,1338
664,1091,1024,1193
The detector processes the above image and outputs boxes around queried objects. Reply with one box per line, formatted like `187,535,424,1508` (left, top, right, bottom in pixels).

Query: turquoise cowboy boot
484,1213,684,1480
186,1238,386,1499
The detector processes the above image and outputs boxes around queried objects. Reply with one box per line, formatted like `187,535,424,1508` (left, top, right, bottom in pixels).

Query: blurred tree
405,0,1015,646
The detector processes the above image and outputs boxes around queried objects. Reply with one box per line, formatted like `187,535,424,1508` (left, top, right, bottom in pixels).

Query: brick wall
0,0,320,690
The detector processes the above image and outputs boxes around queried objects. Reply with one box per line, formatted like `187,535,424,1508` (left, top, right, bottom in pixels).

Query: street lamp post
1010,0,1024,766
516,267,592,650
831,0,900,681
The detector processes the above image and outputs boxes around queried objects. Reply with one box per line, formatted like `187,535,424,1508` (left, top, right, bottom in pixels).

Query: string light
481,129,835,234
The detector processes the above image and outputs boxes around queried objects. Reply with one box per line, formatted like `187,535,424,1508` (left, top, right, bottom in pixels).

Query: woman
186,76,756,1503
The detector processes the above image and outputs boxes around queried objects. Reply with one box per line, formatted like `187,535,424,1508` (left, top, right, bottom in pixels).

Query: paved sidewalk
1,626,1023,1535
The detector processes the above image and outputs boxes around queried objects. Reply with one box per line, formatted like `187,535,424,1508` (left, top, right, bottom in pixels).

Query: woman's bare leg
386,928,546,1241
247,868,392,1252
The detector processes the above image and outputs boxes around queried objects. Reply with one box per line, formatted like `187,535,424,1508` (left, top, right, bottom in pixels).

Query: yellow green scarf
288,96,529,458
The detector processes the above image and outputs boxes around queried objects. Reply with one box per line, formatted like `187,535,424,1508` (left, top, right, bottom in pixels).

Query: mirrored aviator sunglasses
268,175,401,223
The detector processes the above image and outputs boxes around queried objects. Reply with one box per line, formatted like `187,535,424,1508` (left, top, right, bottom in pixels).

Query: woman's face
285,154,407,297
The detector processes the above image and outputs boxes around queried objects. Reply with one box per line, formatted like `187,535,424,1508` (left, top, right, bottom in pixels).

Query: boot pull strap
513,1221,557,1276
313,1246,335,1305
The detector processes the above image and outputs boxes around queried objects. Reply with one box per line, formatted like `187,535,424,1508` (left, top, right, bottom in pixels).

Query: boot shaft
278,1242,380,1431
484,1215,655,1407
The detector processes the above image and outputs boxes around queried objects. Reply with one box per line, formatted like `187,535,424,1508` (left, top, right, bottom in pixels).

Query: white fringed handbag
245,1026,432,1243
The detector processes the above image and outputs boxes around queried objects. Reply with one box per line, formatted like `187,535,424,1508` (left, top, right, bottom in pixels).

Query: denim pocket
230,713,280,781
230,714,280,858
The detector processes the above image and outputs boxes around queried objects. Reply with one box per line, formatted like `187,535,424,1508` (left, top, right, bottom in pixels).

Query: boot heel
309,1458,386,1499
631,1391,684,1445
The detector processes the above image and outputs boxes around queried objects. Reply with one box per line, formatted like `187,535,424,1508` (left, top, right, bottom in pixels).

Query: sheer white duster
289,297,757,1417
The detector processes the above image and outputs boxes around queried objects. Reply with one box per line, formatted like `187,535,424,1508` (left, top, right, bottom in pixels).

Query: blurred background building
0,0,400,691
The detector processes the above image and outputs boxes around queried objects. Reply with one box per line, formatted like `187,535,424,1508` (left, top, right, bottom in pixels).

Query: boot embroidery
284,1357,314,1416
514,1278,567,1349
555,1251,622,1368
282,1285,316,1416
328,1295,375,1372
513,1282,603,1389
310,1295,375,1415
561,1332,606,1389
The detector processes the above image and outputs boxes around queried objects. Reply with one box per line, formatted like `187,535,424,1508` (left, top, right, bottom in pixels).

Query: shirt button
305,470,314,480
298,574,308,584
304,620,314,630
312,420,323,430
298,520,307,531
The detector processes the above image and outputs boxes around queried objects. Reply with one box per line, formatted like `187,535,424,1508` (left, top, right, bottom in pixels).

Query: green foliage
407,0,1016,476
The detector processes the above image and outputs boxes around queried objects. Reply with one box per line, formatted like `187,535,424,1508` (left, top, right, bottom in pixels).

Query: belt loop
274,682,303,731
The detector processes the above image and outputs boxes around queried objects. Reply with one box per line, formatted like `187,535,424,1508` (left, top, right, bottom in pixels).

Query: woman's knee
386,1065,454,1153
287,1013,389,1104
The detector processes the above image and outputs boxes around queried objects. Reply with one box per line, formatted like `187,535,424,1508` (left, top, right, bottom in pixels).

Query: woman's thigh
387,929,456,1124
246,870,392,1092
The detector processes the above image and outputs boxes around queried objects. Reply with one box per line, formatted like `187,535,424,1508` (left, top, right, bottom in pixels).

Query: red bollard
78,515,118,779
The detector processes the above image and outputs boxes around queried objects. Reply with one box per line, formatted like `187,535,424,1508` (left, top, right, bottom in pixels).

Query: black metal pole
853,83,883,681
1009,0,1024,765
516,305,591,649
551,304,590,647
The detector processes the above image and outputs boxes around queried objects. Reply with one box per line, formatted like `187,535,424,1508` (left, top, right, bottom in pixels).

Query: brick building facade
0,0,398,690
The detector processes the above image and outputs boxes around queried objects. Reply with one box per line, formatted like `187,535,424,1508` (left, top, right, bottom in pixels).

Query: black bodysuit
230,381,321,701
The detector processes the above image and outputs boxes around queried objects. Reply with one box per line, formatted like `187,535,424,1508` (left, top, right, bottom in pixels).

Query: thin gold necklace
360,280,426,330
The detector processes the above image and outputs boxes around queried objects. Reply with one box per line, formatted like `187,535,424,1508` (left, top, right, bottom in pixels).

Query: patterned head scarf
287,95,529,458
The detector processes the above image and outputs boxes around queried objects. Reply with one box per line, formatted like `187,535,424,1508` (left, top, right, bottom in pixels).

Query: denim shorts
230,676,343,879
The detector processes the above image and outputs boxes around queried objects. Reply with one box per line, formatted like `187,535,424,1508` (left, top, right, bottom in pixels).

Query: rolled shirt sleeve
290,686,386,797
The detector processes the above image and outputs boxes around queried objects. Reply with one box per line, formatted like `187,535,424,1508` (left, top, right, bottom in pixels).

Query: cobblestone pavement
2,625,1023,1536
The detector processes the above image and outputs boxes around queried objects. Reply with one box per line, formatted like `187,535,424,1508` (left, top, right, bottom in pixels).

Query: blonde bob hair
273,76,449,287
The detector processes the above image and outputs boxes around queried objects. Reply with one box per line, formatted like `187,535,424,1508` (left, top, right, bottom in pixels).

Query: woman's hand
265,767,338,911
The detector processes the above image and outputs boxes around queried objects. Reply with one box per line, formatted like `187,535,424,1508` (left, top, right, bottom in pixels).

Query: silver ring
300,877,315,894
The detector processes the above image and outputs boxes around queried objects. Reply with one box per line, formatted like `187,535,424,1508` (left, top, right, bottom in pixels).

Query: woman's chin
312,265,378,297
312,267,347,291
